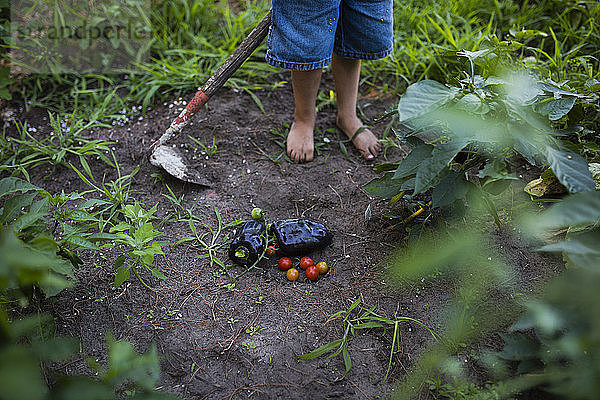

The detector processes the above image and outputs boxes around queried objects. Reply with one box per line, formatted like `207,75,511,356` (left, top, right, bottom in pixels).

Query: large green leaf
68,209,98,222
0,193,37,225
513,136,547,167
530,191,600,231
509,77,544,106
0,177,39,198
510,301,563,336
104,337,161,391
114,266,130,287
51,377,115,400
363,172,409,199
535,97,576,121
0,346,48,400
536,82,584,98
0,229,72,294
151,268,167,280
455,92,489,115
133,223,159,244
29,197,50,215
432,171,471,208
373,163,400,174
545,146,595,193
539,230,600,271
12,212,47,232
397,80,458,122
414,138,470,194
31,336,79,362
64,235,100,251
393,144,433,179
497,333,540,361
419,107,504,146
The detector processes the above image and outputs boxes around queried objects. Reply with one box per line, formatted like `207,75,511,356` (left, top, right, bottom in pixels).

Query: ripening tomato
286,268,299,281
278,257,292,271
299,256,313,270
305,265,319,281
265,246,276,256
251,207,264,220
316,261,328,275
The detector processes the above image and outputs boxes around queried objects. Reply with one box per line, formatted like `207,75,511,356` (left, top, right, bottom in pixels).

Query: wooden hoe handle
152,11,272,148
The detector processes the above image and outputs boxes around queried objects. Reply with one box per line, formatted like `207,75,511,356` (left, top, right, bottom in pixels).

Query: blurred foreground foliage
387,190,600,399
364,15,600,394
0,176,177,400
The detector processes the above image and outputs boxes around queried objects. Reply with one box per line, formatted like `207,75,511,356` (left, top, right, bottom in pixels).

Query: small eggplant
228,220,266,266
270,218,333,256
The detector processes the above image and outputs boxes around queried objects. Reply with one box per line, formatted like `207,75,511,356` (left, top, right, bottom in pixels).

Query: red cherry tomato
278,257,292,271
265,246,276,256
305,265,319,281
286,268,299,281
316,261,328,275
299,256,313,270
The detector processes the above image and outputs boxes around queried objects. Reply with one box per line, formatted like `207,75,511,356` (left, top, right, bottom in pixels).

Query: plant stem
132,266,156,292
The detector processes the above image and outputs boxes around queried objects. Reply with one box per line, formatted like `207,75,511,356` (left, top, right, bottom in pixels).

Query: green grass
0,110,114,179
162,184,243,271
3,0,597,128
6,0,274,119
365,0,599,90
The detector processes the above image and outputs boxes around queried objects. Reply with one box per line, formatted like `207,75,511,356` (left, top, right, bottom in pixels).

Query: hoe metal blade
148,12,271,185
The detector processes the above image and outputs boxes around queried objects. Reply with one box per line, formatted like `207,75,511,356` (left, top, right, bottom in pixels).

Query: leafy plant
0,177,79,297
384,189,600,399
70,154,140,232
365,41,596,224
0,177,178,399
480,191,600,399
384,226,526,399
299,298,439,381
426,376,508,400
108,202,168,291
0,310,177,400
39,189,114,254
163,186,242,271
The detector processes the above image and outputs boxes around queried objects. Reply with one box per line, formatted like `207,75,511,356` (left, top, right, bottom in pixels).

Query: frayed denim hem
265,46,392,71
333,46,393,61
265,52,331,71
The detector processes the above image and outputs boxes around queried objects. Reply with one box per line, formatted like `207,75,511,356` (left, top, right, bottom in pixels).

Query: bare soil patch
8,78,563,399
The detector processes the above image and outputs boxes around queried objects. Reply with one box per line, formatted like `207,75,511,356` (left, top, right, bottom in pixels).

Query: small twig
249,138,283,169
347,377,373,400
227,385,264,400
328,184,344,208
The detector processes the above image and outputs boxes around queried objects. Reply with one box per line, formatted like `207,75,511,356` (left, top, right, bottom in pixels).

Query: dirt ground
7,77,564,399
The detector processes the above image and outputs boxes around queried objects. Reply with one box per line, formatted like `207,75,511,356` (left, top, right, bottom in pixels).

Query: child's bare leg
288,68,322,163
332,54,382,160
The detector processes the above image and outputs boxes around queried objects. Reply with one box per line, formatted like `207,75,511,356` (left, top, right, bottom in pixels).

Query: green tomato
251,207,264,220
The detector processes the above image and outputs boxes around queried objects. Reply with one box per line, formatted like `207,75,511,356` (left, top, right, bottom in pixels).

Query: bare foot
337,116,381,160
286,120,314,163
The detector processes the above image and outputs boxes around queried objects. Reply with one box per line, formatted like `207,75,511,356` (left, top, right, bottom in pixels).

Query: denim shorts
266,0,393,70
